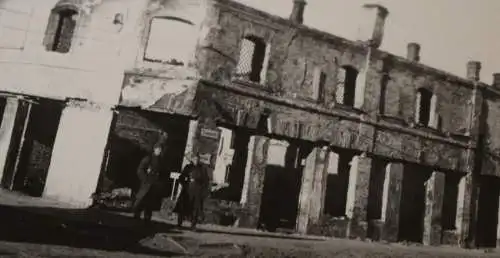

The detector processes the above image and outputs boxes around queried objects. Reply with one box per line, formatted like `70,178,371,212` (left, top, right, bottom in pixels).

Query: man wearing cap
133,139,166,224
174,153,210,229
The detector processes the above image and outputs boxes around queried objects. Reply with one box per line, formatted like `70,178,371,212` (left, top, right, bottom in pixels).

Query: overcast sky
235,0,499,84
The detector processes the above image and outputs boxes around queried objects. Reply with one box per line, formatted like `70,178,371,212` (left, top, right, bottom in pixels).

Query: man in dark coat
174,154,210,229
133,143,164,224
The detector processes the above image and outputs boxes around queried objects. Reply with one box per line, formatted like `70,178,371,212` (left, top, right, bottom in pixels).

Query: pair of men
132,137,210,230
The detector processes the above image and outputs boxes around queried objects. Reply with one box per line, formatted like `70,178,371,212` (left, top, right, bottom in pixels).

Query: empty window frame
312,67,326,102
44,8,78,53
235,35,270,83
415,88,438,127
336,66,358,107
144,17,196,66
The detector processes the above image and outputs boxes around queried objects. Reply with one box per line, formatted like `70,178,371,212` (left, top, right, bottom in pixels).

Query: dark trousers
134,200,153,222
176,201,203,228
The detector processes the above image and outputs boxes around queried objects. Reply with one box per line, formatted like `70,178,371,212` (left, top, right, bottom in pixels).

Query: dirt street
0,191,498,257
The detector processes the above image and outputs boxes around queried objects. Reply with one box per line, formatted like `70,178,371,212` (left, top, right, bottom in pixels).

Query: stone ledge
442,229,460,246
307,217,349,239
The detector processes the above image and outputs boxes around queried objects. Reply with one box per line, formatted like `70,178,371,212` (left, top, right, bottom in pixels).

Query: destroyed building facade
0,0,499,248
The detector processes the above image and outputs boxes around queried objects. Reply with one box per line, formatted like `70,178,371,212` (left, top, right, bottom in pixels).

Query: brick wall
192,0,478,173
482,93,500,177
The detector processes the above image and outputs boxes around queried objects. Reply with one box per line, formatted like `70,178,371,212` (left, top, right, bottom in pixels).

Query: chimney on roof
356,4,389,49
289,0,306,24
466,61,481,81
407,43,420,62
492,73,500,89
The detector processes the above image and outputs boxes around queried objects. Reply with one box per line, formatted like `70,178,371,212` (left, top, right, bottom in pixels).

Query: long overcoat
173,163,210,217
133,155,163,211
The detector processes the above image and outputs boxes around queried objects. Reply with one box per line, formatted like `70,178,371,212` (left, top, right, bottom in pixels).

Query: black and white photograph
0,0,498,257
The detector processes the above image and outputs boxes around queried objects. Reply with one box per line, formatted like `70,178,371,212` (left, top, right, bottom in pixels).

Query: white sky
235,0,499,84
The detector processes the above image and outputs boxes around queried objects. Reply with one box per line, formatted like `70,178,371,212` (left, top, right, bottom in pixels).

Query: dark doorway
1,100,31,190
210,127,251,202
323,149,357,217
1,99,63,196
398,164,432,243
475,175,500,248
99,109,190,199
14,99,63,196
258,141,311,232
441,173,461,231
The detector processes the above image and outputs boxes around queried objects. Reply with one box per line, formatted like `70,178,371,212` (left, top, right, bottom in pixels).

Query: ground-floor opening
0,97,63,197
365,158,389,239
258,138,312,232
210,124,252,203
398,164,432,243
475,175,500,248
323,148,359,218
441,172,461,231
96,108,190,201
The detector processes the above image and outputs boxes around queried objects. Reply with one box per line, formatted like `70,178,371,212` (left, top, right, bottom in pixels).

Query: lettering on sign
200,128,220,140
170,172,180,180
200,153,212,164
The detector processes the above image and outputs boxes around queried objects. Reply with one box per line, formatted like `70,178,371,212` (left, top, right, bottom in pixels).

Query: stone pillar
296,146,329,234
379,162,404,242
181,119,199,169
345,154,372,239
239,135,269,228
456,173,473,246
423,171,445,246
43,100,114,207
309,147,330,225
0,98,20,184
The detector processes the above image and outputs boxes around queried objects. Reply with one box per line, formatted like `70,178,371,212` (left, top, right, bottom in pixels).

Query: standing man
174,153,210,229
133,140,166,224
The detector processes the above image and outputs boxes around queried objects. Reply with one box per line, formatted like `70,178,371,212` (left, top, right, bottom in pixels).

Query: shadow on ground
0,204,183,257
190,227,322,242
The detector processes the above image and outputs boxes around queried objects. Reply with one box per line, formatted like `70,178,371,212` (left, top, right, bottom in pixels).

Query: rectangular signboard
170,172,180,180
200,128,220,140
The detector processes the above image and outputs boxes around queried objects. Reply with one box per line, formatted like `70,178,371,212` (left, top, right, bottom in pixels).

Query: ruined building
0,0,500,249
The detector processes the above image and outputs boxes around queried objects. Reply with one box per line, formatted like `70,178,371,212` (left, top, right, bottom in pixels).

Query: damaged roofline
212,0,367,52
378,50,489,88
215,0,486,89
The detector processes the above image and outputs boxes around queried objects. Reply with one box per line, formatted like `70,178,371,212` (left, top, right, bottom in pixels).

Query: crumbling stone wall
482,91,500,177
383,64,474,136
178,0,486,243
195,0,477,175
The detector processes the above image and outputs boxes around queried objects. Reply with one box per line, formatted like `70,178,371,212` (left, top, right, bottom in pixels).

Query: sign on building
199,153,212,165
200,128,220,140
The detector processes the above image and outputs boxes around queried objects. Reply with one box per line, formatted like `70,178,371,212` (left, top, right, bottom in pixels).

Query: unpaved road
0,202,498,257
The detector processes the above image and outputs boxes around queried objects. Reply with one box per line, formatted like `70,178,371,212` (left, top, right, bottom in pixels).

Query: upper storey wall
198,0,481,140
0,0,136,105
0,0,209,106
